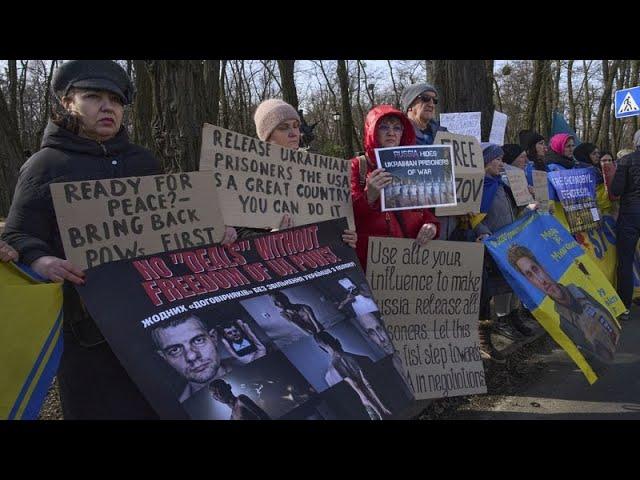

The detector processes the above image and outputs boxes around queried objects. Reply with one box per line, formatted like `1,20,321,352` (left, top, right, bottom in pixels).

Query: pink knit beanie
253,99,300,141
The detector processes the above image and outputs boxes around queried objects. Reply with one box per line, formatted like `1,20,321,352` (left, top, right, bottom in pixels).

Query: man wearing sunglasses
400,83,448,146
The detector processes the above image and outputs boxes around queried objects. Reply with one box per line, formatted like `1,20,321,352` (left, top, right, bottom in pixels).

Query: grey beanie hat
400,83,438,112
634,129,640,149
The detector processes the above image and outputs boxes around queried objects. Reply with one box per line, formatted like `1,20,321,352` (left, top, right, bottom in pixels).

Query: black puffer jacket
3,120,160,264
2,120,160,345
611,150,640,213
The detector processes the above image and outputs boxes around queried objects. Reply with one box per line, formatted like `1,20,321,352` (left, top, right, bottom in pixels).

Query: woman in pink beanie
239,99,357,249
546,133,577,171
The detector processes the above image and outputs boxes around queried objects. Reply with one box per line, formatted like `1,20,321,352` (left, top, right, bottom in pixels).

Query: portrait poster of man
75,218,414,419
374,145,456,211
548,168,602,234
484,211,625,384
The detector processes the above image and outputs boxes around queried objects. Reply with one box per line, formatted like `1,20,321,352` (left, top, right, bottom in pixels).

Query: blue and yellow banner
485,212,624,384
0,262,63,420
548,168,601,234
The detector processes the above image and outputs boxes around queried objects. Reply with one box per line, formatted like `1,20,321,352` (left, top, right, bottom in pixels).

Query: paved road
454,306,640,419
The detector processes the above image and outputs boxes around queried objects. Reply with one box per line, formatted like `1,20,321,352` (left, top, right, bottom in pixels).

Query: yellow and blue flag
0,262,63,420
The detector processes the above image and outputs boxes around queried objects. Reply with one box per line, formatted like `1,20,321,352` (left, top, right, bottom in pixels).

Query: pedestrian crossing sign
615,86,640,118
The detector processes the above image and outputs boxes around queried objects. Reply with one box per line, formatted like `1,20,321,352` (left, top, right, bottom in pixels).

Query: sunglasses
418,94,438,105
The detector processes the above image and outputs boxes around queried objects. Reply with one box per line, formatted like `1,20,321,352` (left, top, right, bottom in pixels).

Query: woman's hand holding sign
415,223,437,246
366,168,393,205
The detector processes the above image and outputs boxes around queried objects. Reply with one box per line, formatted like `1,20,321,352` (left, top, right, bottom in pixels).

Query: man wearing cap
610,129,640,321
400,83,448,146
3,60,164,419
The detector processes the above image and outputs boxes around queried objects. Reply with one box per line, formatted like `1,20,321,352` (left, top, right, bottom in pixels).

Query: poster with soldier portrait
75,218,414,419
484,211,625,384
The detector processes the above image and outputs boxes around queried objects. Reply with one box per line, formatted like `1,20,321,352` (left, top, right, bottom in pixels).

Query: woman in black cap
2,60,183,419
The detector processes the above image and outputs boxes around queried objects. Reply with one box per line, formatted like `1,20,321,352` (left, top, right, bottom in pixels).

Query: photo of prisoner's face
355,313,394,356
514,256,563,301
223,323,243,343
154,316,221,385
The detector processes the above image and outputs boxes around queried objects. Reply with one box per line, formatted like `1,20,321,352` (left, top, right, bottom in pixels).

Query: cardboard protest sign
433,132,485,216
548,168,601,234
374,145,456,211
439,112,482,141
75,218,414,419
199,124,354,230
367,237,486,399
489,111,508,146
505,166,534,206
532,170,550,212
50,172,226,270
485,211,624,384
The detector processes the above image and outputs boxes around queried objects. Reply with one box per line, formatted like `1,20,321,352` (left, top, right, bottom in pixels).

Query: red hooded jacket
350,105,440,270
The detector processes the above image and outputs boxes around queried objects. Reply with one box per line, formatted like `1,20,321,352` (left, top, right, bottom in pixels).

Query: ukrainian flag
0,262,63,420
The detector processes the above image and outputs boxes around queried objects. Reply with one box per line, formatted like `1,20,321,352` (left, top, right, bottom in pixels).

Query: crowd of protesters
0,60,638,418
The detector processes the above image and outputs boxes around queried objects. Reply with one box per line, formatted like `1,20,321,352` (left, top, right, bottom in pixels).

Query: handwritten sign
199,124,354,230
433,132,485,216
51,172,226,269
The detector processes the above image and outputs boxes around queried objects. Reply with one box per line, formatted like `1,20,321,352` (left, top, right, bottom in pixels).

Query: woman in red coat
351,105,440,269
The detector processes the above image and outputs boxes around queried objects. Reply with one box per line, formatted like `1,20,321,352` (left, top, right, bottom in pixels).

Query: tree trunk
336,60,354,158
35,60,56,148
277,60,298,110
146,60,210,173
525,60,545,132
8,60,19,134
567,60,576,131
203,60,221,124
629,60,640,146
18,60,28,149
0,89,24,216
132,60,154,151
433,59,495,141
220,60,230,129
387,60,400,108
594,60,621,149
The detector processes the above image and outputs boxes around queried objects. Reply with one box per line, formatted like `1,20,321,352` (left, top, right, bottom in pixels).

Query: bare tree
433,60,495,141
146,60,211,173
0,88,24,216
336,60,354,158
277,60,298,110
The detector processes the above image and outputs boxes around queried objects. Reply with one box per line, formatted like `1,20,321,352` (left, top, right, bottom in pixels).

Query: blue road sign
615,86,640,119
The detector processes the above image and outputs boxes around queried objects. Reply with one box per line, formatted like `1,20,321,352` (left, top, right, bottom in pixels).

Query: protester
610,129,640,320
0,61,169,418
502,143,536,198
350,105,439,269
250,99,357,249
519,129,547,176
600,151,614,164
573,142,600,169
475,144,533,361
546,133,577,171
400,83,448,146
399,83,467,240
617,148,634,160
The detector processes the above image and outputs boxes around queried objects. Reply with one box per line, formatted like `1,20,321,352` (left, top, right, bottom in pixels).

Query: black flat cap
52,60,135,105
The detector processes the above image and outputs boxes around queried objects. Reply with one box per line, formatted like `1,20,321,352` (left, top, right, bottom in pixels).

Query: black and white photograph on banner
374,145,456,211
240,284,347,348
73,218,415,419
182,350,317,420
149,303,276,404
